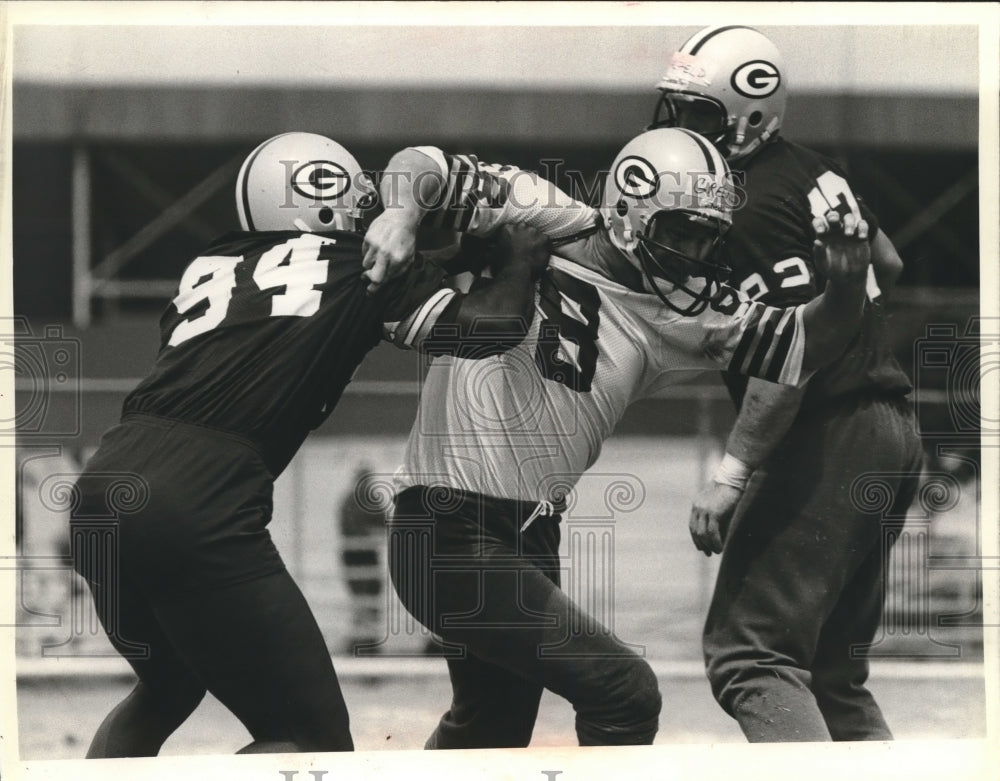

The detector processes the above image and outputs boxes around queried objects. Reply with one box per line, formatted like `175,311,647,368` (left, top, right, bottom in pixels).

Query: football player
362,126,874,747
653,26,924,741
69,132,550,756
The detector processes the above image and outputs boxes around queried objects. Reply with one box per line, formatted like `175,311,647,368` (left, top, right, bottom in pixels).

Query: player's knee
291,728,354,753
704,646,748,712
576,660,661,745
607,660,662,735
236,740,303,754
703,630,759,709
624,662,662,724
706,651,815,719
285,696,354,752
134,679,206,724
810,663,867,703
159,681,205,719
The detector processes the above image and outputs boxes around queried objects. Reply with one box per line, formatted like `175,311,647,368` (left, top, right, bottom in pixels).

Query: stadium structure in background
7,22,987,708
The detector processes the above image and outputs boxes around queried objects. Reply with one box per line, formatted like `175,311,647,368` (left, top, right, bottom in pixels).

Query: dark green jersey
722,137,912,409
124,230,448,475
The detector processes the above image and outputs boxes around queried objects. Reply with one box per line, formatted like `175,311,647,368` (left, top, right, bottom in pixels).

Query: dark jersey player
652,26,924,741
69,132,549,756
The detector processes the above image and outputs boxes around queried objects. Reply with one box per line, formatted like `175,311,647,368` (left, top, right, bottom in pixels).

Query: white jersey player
369,128,871,504
363,127,871,750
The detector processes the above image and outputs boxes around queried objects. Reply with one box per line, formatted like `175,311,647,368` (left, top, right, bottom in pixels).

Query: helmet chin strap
726,117,782,163
635,243,714,317
733,116,749,146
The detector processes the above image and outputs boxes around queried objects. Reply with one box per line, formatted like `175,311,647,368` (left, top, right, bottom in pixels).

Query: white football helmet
600,127,735,315
236,132,377,233
650,26,786,162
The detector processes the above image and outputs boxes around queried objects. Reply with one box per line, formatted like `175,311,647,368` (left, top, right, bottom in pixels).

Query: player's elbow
385,147,440,174
381,148,446,209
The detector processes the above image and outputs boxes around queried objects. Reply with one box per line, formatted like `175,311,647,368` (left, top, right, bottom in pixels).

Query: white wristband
712,453,752,491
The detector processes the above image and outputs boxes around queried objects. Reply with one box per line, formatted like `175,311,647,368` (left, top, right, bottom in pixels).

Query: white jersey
395,149,808,502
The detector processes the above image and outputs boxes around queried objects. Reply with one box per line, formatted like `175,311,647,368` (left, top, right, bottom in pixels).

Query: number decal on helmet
730,60,781,99
614,156,660,199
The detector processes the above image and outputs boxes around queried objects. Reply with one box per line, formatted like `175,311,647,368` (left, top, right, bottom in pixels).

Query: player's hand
812,209,870,285
689,482,742,556
362,211,420,294
492,224,551,279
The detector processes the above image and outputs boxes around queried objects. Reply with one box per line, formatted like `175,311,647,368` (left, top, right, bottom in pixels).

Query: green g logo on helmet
650,26,787,162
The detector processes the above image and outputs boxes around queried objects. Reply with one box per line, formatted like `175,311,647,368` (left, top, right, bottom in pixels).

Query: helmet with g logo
649,26,786,162
600,127,735,315
236,132,378,233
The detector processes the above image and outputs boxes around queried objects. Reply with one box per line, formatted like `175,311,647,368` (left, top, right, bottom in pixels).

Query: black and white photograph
2,3,998,781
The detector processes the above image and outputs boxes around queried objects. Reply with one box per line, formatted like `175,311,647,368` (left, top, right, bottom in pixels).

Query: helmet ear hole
748,111,763,127
318,207,335,225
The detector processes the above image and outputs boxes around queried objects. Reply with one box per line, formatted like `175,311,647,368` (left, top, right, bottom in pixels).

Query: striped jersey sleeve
383,287,458,350
379,251,458,351
410,146,599,240
701,289,809,386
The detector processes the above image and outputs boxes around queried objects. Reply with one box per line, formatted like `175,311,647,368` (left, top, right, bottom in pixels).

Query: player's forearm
380,148,447,226
800,274,866,371
424,225,547,357
404,146,594,241
870,229,903,297
724,378,804,469
451,260,537,351
362,148,448,293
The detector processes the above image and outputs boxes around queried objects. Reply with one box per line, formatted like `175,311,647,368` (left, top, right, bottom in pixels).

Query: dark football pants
702,395,924,742
79,567,353,754
71,416,353,754
390,487,661,748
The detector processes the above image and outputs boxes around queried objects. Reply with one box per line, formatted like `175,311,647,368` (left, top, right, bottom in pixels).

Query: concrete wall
13,85,977,150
